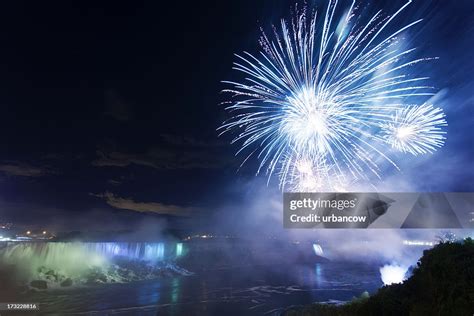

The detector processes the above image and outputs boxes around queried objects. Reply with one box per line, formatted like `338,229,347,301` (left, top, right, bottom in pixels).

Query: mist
208,177,473,270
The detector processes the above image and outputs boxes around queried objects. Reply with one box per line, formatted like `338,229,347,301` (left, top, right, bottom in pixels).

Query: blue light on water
314,263,324,287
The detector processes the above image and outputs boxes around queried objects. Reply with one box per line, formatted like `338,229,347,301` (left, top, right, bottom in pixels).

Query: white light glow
380,264,408,285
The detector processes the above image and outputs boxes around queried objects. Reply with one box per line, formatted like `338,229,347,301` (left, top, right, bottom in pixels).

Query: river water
0,240,383,315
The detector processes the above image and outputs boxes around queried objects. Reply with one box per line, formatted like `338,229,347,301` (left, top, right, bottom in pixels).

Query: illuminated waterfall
313,243,324,256
380,264,408,285
176,243,183,257
85,242,167,261
1,242,171,265
0,241,188,285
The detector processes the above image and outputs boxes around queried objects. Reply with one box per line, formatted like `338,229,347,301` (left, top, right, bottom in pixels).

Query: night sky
0,0,472,232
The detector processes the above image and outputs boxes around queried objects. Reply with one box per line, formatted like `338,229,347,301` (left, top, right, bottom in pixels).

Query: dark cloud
91,191,198,216
92,150,156,168
160,134,226,148
107,179,123,186
91,138,232,170
0,163,52,177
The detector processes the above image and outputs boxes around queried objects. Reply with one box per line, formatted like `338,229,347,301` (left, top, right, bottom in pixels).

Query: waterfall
0,241,188,285
84,242,168,261
1,241,183,263
313,243,324,256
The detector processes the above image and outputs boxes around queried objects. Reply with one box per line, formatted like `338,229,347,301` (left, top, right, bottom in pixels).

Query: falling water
85,242,167,261
379,264,408,285
312,243,324,256
0,241,188,286
1,241,185,262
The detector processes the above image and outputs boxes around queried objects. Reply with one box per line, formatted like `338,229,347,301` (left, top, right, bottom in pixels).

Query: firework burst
218,0,447,191
379,104,447,155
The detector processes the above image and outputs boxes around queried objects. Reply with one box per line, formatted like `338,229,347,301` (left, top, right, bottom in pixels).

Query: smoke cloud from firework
219,0,447,191
210,177,472,267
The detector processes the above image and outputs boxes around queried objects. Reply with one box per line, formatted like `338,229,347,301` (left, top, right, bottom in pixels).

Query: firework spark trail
218,0,447,191
379,104,447,155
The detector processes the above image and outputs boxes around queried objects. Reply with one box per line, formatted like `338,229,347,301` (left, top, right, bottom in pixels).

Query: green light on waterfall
176,243,183,257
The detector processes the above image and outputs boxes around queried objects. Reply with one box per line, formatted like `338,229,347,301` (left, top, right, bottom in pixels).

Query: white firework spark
218,0,447,191
287,157,330,191
379,104,447,155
